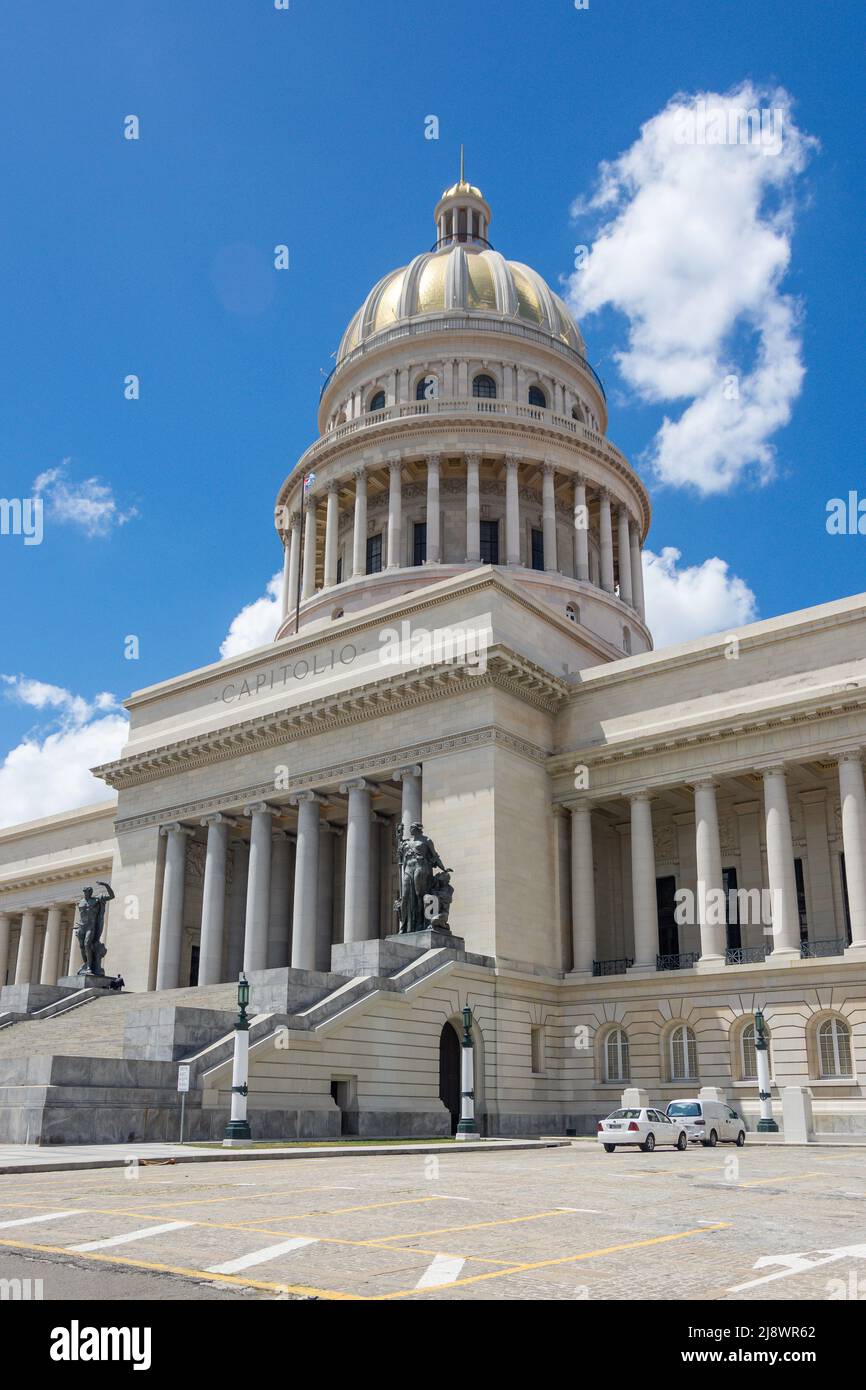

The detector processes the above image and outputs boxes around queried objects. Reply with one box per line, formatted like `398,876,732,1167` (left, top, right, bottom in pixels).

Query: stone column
838,752,866,947
156,823,193,990
629,522,645,620
425,453,441,564
40,905,64,986
323,486,340,588
393,765,422,835
761,767,801,956
267,828,293,968
574,478,589,582
290,792,323,970
466,453,481,562
629,792,659,969
0,912,10,986
505,454,521,564
15,911,36,985
570,802,597,973
386,456,402,569
301,494,318,600
243,803,278,973
542,461,557,573
316,824,341,972
341,778,374,943
692,778,725,961
283,512,301,621
599,490,615,593
67,918,81,977
352,466,367,577
225,839,249,981
617,506,633,606
198,814,235,986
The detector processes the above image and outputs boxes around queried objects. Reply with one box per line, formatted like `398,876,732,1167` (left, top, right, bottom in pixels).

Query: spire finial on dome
435,152,491,249
460,143,465,184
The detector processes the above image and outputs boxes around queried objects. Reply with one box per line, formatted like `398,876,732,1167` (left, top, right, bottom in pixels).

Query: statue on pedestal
74,881,115,976
394,822,454,933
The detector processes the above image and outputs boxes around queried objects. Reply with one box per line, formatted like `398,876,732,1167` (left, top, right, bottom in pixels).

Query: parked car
665,1099,746,1146
597,1107,688,1153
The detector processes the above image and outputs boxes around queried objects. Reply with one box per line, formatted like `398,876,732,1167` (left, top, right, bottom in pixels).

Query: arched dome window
565,603,579,624
368,390,386,412
416,375,438,402
622,626,632,655
572,403,585,423
528,385,547,408
472,374,497,399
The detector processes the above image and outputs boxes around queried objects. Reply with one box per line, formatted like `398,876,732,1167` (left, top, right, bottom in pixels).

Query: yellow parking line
374,1222,733,1298
375,1208,580,1242
0,1236,360,1300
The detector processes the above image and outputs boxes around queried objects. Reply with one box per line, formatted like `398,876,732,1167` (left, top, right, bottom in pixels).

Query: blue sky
0,0,864,820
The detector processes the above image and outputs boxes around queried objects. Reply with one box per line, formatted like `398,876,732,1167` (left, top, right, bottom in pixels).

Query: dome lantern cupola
433,146,491,249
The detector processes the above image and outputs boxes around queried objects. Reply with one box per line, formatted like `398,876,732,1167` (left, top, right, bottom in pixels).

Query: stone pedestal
620,1087,650,1109
331,931,466,981
782,1086,814,1144
57,973,120,992
386,929,465,952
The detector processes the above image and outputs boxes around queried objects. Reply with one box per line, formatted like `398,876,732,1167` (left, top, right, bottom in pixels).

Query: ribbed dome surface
337,244,586,365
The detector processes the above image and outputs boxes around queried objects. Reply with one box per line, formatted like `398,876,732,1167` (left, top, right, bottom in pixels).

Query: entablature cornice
97,647,566,792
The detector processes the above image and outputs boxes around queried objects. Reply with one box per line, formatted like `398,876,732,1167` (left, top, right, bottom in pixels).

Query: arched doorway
439,1021,461,1135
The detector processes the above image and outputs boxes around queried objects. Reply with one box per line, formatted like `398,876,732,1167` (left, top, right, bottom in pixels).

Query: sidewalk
0,1136,569,1175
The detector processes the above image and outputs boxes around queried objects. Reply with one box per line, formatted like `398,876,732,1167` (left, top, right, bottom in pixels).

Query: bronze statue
394,822,454,933
74,881,115,976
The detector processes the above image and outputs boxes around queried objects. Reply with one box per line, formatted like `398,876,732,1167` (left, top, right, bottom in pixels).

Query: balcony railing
592,957,633,977
724,945,768,965
656,952,701,972
800,937,848,959
294,396,627,478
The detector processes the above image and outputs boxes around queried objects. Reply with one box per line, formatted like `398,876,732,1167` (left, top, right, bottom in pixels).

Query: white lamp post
455,1006,479,1141
755,1008,779,1134
223,972,252,1146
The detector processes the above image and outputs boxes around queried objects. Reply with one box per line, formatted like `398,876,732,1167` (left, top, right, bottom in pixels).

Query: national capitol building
1,171,865,1143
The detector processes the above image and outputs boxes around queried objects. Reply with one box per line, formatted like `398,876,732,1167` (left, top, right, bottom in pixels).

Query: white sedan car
597,1107,688,1153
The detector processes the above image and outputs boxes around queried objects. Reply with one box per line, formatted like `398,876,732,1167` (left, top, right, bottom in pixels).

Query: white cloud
643,547,758,648
566,85,816,494
0,678,128,828
219,572,282,659
32,461,138,534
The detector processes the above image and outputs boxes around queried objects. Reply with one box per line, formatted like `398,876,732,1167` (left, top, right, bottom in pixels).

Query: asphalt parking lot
0,1141,863,1301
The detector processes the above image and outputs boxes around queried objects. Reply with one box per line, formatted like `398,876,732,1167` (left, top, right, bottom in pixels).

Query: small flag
304,472,316,493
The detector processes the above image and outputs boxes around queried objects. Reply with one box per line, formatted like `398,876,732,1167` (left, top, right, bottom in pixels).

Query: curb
0,1137,570,1176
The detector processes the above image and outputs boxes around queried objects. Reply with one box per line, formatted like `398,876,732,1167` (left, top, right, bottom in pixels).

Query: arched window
416,375,438,401
739,1021,771,1081
528,385,547,408
604,1027,630,1083
622,626,632,655
571,403,585,423
565,603,579,624
368,390,386,412
472,374,497,399
669,1024,698,1081
818,1017,852,1077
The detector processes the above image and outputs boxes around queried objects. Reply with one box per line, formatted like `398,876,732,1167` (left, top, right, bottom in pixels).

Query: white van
665,1098,746,1146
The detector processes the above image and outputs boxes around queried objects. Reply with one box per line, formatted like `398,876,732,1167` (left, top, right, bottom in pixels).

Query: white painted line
69,1221,194,1252
415,1254,466,1289
0,1210,85,1230
207,1237,318,1274
556,1207,602,1213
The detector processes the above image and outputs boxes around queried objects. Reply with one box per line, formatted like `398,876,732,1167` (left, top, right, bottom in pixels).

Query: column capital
388,454,403,474
627,789,654,805
289,790,327,807
160,821,194,838
339,777,376,794
542,458,556,478
758,763,789,780
243,801,280,818
303,492,318,513
352,464,367,483
425,452,441,471
835,748,864,765
504,452,520,471
200,812,240,829
325,480,340,497
289,509,301,529
565,797,596,815
465,451,481,468
688,775,718,791
392,764,422,781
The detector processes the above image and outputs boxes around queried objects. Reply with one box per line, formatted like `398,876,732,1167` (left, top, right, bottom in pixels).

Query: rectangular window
336,556,343,585
366,533,382,575
723,866,740,951
480,519,499,565
413,521,427,566
840,853,853,944
794,858,808,942
531,528,544,571
188,944,200,988
530,1025,545,1075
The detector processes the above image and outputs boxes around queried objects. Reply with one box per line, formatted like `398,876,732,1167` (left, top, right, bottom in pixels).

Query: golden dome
336,244,586,364
441,179,484,200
